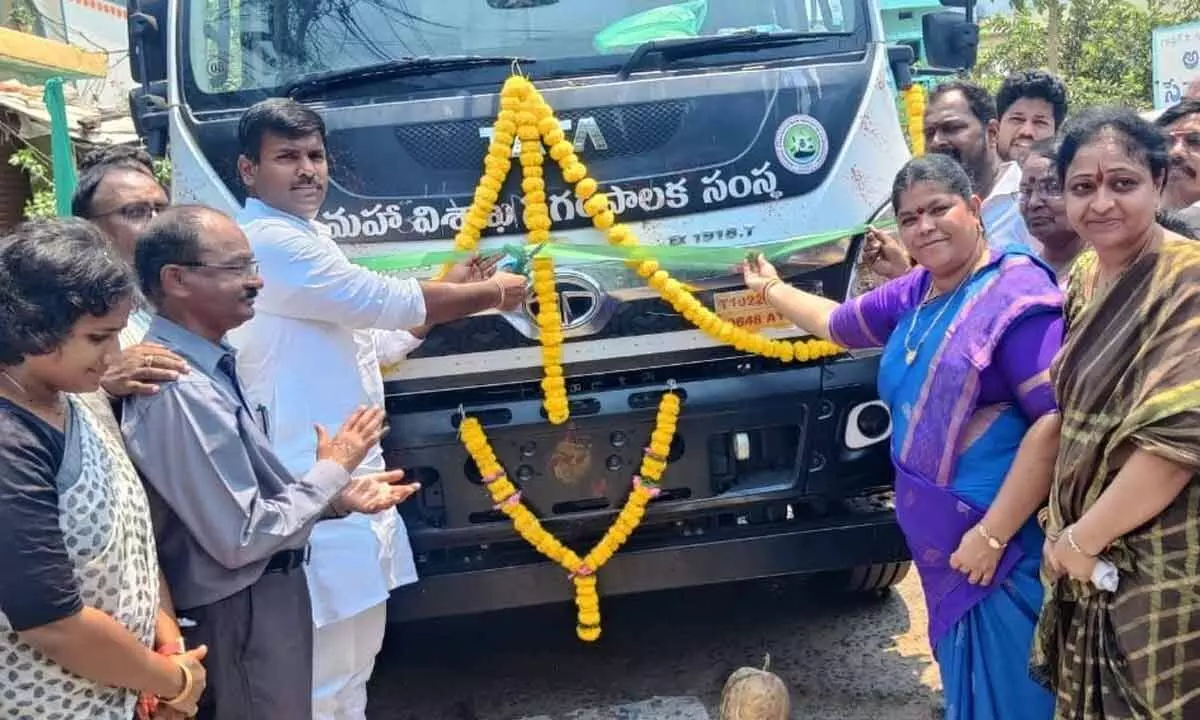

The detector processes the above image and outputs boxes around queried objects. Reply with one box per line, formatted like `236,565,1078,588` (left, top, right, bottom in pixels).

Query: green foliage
8,146,171,221
973,0,1200,111
8,149,56,220
7,0,35,31
152,155,172,190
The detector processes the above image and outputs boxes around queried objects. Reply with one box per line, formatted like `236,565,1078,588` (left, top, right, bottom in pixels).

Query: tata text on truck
126,0,979,621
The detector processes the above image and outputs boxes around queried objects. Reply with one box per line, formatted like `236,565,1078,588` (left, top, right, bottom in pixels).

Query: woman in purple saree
741,155,1061,719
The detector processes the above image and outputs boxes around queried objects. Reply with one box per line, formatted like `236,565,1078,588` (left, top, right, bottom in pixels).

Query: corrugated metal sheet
0,79,136,144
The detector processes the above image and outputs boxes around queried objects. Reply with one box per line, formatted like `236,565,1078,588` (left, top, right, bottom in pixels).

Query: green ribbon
351,219,895,274
43,77,77,218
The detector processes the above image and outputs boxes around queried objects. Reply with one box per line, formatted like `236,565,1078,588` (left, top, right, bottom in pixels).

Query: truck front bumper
388,506,907,621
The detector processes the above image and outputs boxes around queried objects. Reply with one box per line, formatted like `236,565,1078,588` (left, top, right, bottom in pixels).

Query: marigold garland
444,74,842,425
449,74,846,640
516,89,569,423
460,390,681,640
903,84,926,156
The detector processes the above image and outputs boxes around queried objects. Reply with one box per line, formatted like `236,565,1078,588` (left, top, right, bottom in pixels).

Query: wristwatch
976,523,1007,550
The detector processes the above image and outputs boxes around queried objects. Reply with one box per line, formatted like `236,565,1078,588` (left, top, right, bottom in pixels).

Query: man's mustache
931,147,963,164
1169,157,1197,178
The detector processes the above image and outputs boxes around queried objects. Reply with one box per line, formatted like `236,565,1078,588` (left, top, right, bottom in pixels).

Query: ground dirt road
367,571,942,719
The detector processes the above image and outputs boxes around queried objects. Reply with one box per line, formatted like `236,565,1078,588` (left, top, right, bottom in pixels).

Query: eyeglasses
92,201,168,222
1165,130,1200,152
177,259,260,277
1018,179,1063,202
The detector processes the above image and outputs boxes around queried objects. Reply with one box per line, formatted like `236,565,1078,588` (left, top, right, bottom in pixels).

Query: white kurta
980,161,1042,256
229,198,426,628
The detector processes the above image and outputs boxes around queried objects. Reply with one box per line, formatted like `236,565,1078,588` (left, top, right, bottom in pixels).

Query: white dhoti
312,600,387,720
306,509,417,720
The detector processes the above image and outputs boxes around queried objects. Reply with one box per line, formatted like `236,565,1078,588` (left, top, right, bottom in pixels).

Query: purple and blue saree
829,249,1063,719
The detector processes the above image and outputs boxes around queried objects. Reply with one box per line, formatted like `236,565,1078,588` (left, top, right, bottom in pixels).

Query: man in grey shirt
122,205,419,720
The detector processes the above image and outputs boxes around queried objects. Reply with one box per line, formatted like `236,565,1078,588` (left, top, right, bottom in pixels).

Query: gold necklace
0,369,67,421
901,247,985,366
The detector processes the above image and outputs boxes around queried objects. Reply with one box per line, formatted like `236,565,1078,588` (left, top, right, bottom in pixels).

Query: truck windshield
183,0,864,107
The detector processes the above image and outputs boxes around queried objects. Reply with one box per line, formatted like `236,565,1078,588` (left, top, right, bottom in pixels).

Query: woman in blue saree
741,154,1061,719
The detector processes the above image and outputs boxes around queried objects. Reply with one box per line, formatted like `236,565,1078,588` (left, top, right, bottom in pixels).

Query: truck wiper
285,56,534,99
616,30,852,80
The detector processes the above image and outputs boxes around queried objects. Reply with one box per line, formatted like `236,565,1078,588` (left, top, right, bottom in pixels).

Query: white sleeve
371,329,424,366
247,219,427,330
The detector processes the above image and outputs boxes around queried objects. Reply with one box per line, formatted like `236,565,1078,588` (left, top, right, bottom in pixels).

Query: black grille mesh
393,101,688,171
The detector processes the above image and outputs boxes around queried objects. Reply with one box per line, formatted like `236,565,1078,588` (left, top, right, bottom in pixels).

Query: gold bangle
491,277,505,309
160,658,193,706
761,278,782,304
976,522,1007,550
1066,526,1094,558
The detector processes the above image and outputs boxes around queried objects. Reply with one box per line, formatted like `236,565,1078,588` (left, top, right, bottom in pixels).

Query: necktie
216,354,250,410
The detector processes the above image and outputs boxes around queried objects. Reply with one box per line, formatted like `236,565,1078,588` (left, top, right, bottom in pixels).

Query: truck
125,0,979,622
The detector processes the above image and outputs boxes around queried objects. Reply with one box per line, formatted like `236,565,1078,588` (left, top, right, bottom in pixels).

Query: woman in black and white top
0,218,207,719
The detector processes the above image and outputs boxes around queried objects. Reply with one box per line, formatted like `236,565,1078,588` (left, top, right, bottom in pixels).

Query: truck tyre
837,562,911,596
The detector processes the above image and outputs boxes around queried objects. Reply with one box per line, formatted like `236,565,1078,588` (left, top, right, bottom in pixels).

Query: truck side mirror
887,44,916,90
922,12,979,71
128,0,168,83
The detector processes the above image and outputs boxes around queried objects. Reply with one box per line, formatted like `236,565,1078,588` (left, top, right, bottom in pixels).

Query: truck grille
393,100,689,171
409,292,690,358
409,265,844,359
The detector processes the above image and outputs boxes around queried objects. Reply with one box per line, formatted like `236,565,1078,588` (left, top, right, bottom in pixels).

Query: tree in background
10,147,171,220
973,0,1200,110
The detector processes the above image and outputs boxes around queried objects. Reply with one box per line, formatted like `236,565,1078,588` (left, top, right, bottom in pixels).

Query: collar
242,197,321,232
985,161,1023,203
144,315,236,377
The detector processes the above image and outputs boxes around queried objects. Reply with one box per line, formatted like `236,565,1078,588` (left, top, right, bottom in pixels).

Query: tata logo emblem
524,269,603,331
481,116,608,157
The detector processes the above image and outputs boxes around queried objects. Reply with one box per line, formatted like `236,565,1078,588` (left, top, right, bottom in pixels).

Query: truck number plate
711,289,795,332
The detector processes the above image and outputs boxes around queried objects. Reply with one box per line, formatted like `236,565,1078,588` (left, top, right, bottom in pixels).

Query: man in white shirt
227,98,528,720
922,80,1037,254
865,80,1039,280
71,146,192,400
1156,99,1200,229
72,146,169,347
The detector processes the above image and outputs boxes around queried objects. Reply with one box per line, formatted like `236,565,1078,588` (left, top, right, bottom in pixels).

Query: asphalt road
367,571,942,720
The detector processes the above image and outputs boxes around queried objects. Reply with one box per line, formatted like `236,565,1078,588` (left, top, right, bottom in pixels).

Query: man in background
994,70,1068,164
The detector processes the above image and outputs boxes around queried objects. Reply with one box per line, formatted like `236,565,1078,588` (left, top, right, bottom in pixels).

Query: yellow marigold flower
582,193,609,217
549,140,574,161
563,163,587,184
574,177,598,200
